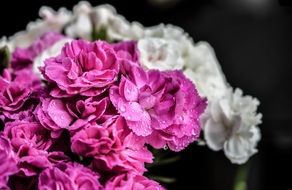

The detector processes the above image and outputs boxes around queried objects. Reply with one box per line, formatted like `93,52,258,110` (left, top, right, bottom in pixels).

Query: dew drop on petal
191,129,196,136
120,106,126,112
163,145,168,150
178,115,184,121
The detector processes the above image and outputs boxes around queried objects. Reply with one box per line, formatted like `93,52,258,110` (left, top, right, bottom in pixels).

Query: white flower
145,24,194,63
181,40,262,164
203,88,262,164
183,41,228,100
137,37,184,70
0,37,12,51
33,38,72,78
136,24,195,70
91,4,144,41
9,6,71,49
65,2,144,41
65,1,92,40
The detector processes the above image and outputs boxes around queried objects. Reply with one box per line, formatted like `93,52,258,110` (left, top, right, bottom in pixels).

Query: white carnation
65,2,144,41
91,4,144,41
203,88,262,164
183,41,228,100
65,1,92,40
136,24,195,70
138,38,184,70
145,24,194,64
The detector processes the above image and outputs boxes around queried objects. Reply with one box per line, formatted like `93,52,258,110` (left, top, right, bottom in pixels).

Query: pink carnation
113,41,140,72
0,135,18,189
0,69,41,121
38,162,102,190
42,40,120,97
110,66,207,151
3,121,68,176
35,96,108,138
71,117,152,174
105,173,165,190
11,32,64,70
4,121,52,151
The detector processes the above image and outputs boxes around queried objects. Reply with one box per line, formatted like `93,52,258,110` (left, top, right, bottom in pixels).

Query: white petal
223,125,261,164
138,38,184,70
204,118,227,151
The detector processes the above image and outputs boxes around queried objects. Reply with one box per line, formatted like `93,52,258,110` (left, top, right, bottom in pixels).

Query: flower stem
234,163,249,190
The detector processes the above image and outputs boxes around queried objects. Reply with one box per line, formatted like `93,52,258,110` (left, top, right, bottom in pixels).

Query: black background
1,0,292,189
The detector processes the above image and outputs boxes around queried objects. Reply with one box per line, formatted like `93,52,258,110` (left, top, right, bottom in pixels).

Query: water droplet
191,129,197,136
163,145,168,150
178,115,184,121
126,88,131,94
161,121,166,124
120,106,126,112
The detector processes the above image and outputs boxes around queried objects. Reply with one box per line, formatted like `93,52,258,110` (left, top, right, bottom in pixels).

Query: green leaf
147,155,180,168
148,175,176,184
0,45,10,72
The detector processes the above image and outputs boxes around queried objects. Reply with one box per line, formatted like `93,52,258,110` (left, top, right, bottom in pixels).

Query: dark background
1,0,292,189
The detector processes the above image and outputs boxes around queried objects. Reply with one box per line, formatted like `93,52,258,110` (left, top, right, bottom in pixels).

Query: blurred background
1,0,292,189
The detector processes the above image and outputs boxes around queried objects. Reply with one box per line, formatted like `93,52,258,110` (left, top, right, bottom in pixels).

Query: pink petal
123,79,139,102
48,99,73,128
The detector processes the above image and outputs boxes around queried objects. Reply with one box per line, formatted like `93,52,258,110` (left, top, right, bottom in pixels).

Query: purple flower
105,173,165,190
110,66,207,151
0,135,18,189
4,121,52,151
42,40,120,97
65,96,109,131
35,96,108,138
0,69,41,121
38,162,102,190
3,121,68,176
112,41,140,72
71,117,152,174
11,32,64,70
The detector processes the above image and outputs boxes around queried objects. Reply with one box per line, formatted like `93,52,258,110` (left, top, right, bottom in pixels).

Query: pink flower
0,135,18,189
65,96,109,130
4,121,52,151
105,173,165,190
35,96,108,138
42,40,120,97
110,66,207,151
71,117,152,174
38,162,102,190
11,32,64,70
3,121,68,176
0,69,41,121
113,41,140,71
16,146,64,176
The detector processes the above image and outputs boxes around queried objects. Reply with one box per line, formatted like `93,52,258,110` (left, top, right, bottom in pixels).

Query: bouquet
0,2,262,189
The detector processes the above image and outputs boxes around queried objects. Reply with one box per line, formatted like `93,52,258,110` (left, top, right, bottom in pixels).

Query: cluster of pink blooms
0,32,207,189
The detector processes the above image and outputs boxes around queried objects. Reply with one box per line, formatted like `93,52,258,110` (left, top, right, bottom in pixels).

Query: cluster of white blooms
136,24,262,164
2,1,262,164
